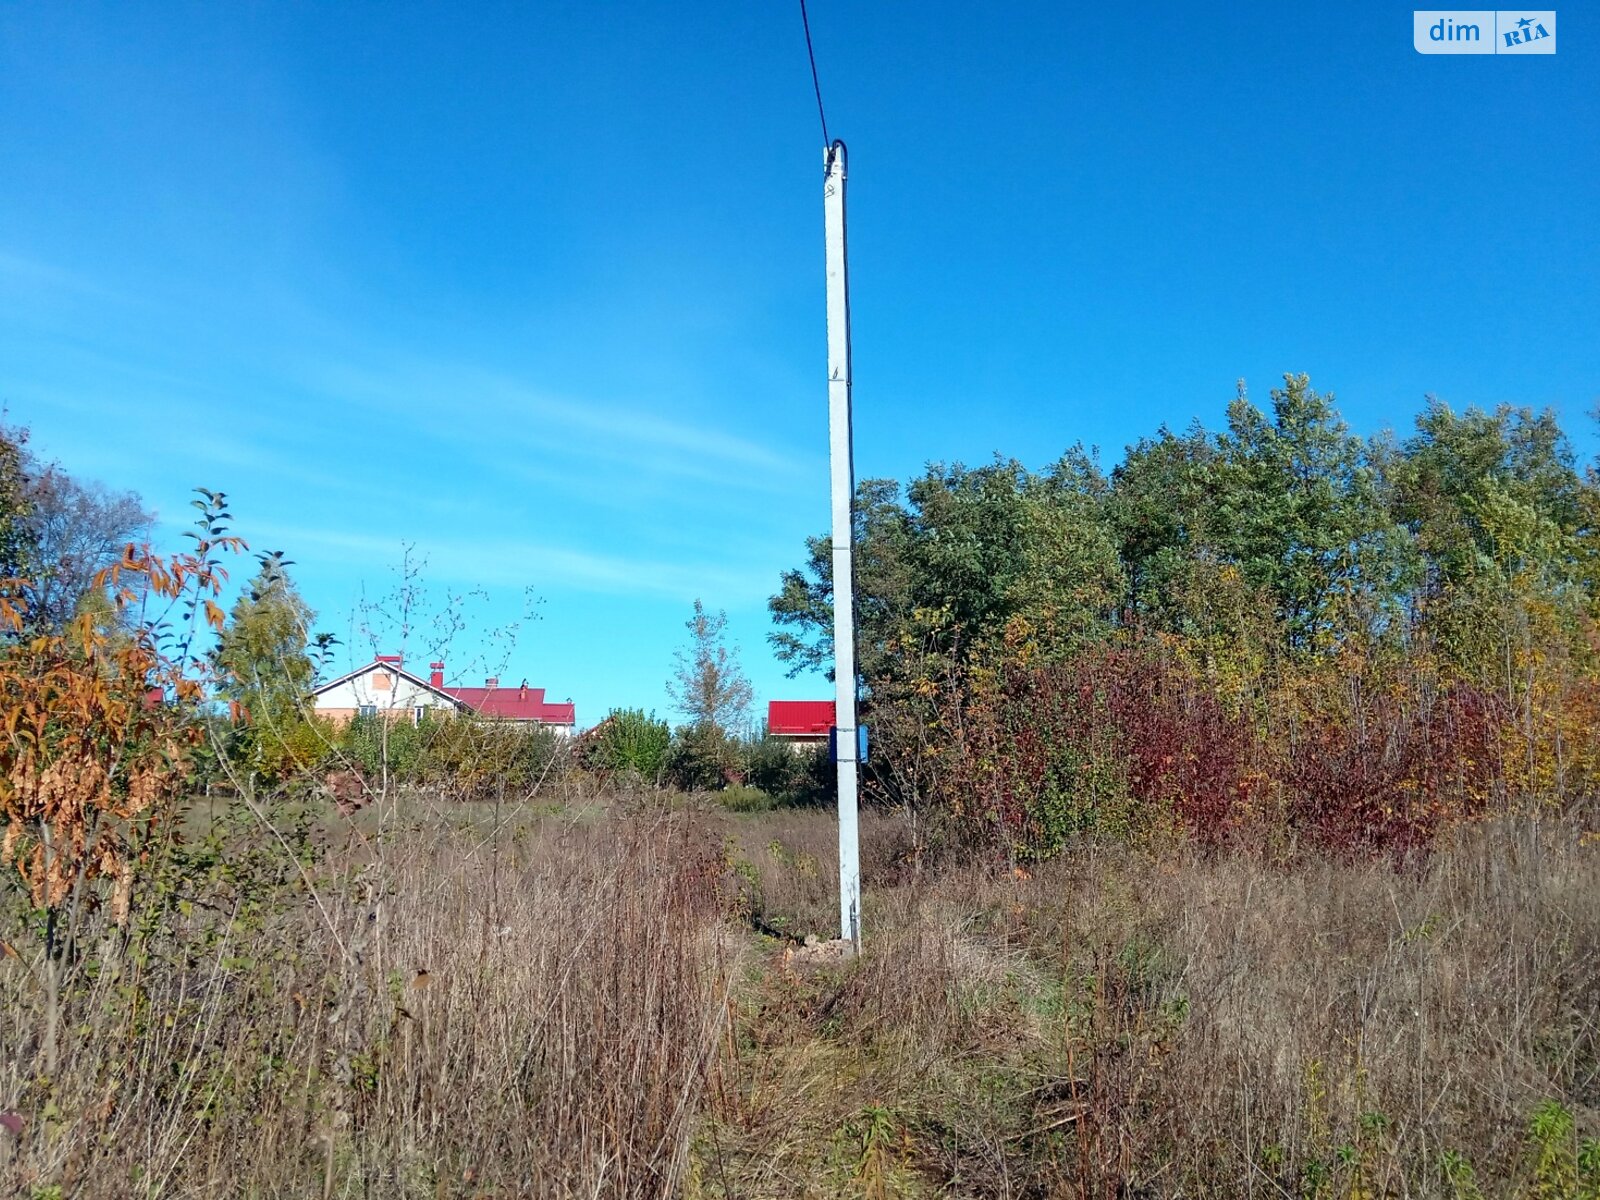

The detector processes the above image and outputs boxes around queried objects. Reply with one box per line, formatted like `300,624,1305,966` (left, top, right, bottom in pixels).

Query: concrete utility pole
823,140,860,948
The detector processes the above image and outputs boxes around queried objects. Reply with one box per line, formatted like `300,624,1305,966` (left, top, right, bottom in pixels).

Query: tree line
771,375,1600,857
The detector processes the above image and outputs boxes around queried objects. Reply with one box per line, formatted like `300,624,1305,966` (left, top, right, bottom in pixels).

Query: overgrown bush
338,710,426,779
740,738,832,807
665,722,739,791
585,706,671,783
741,733,799,797
334,711,565,802
412,714,565,802
1281,662,1510,858
890,635,1550,862
717,783,777,812
929,642,1254,857
211,710,338,784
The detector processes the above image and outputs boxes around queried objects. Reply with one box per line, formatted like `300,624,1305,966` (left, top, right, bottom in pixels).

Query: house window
414,706,427,725
359,704,377,718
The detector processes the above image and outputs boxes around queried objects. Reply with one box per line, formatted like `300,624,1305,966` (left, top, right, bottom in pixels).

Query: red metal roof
767,700,835,736
445,685,576,725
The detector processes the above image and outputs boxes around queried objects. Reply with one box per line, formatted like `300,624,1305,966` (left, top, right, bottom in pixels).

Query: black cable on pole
799,0,830,149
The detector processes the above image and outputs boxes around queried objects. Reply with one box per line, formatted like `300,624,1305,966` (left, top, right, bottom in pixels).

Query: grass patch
2,799,1597,1196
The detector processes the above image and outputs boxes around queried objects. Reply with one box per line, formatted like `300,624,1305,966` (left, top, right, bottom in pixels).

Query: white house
311,655,464,724
311,655,578,736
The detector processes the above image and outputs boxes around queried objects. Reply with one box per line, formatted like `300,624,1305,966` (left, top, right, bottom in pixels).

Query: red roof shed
767,700,835,737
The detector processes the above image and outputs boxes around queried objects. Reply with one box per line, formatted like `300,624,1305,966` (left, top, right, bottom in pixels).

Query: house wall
313,668,460,723
773,733,828,753
315,706,450,728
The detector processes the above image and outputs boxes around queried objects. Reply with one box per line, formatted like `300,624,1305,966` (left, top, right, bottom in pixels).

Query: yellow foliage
0,540,236,918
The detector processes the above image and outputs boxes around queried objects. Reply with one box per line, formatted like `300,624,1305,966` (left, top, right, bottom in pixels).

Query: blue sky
2,2,1596,726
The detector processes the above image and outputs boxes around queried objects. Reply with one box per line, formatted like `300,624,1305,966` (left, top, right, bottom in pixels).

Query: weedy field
10,380,1600,1195
3,788,1597,1200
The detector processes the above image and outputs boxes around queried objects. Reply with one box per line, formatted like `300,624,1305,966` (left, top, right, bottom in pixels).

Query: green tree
1211,375,1413,651
0,422,36,585
1107,379,1422,663
1392,400,1588,680
213,551,319,776
668,599,753,735
769,477,912,683
770,456,1122,686
1001,449,1125,653
1395,402,1582,590
1109,422,1225,632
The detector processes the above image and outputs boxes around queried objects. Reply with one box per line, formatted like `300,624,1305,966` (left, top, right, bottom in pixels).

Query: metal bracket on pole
823,140,860,950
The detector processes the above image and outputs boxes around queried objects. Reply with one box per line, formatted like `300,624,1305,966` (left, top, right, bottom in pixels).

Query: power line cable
799,0,830,149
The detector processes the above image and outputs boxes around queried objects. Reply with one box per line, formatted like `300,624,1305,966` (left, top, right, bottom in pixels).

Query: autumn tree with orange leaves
0,489,241,1069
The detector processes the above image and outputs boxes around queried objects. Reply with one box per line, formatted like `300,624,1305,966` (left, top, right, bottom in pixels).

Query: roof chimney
430,661,444,688
485,676,498,689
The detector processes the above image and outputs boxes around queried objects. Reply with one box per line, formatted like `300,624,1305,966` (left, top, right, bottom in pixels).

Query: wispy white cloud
250,521,774,605
0,249,130,304
295,356,815,490
523,389,793,474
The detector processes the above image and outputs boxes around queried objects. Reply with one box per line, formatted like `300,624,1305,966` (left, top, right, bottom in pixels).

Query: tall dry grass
710,813,1600,1198
1,806,737,1198
3,797,1597,1198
